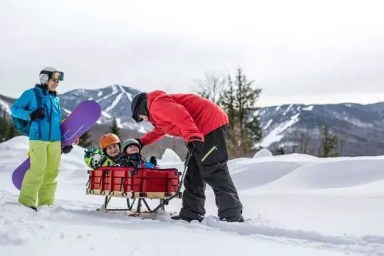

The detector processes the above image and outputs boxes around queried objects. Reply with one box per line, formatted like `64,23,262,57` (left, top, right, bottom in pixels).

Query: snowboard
12,100,101,190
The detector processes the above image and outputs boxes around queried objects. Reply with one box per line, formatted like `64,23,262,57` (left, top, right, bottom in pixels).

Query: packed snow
1,136,383,256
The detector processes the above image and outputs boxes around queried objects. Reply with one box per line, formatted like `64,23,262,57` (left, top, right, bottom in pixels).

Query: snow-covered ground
1,136,383,256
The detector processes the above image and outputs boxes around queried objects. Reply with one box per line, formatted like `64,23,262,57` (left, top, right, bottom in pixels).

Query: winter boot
171,215,203,223
25,205,38,212
220,215,244,223
28,206,38,212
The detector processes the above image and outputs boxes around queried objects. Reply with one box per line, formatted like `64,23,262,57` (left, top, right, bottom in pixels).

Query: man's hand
187,136,204,153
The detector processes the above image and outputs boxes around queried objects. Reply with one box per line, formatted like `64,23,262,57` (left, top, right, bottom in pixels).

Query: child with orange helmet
84,133,122,169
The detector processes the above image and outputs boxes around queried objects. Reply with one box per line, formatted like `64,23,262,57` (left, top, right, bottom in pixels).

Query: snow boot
220,215,244,223
27,206,38,212
171,215,203,223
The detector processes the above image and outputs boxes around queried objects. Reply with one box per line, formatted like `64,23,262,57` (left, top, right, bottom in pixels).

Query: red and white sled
86,166,182,213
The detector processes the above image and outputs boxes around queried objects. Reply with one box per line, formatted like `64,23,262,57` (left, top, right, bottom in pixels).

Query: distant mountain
2,85,384,156
258,103,384,156
0,94,13,116
59,84,148,130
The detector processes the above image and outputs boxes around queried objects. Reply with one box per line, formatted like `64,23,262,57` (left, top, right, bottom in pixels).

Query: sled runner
86,166,182,213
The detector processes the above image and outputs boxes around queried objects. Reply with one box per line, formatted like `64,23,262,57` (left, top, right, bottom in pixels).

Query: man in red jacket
131,90,243,222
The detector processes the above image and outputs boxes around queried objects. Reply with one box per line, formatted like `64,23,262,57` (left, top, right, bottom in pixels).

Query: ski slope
1,136,383,256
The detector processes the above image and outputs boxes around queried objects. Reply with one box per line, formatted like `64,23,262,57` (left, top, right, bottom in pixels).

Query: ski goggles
41,70,64,83
51,77,60,83
51,71,64,82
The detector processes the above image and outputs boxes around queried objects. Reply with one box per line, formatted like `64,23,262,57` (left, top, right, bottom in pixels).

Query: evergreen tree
0,112,7,142
276,147,285,155
195,68,263,158
78,130,92,148
321,123,339,157
109,117,120,137
219,68,262,158
245,116,262,146
219,74,237,131
6,122,17,140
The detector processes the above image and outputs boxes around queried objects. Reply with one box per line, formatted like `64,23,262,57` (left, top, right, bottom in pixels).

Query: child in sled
84,133,122,169
116,138,158,168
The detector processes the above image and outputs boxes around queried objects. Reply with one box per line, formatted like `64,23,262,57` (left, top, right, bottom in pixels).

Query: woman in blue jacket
11,67,71,211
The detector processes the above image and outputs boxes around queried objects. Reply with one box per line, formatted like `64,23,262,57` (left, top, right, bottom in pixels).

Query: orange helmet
99,133,120,149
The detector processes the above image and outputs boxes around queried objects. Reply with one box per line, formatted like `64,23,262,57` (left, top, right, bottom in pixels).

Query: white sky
1,0,384,106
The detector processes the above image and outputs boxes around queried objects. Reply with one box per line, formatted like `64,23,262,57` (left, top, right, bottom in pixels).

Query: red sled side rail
86,166,181,199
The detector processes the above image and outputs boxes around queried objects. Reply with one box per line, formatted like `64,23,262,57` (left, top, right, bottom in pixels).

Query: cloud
1,0,384,106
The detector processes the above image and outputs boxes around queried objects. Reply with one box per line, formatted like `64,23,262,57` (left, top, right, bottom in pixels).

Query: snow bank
259,158,384,190
1,137,384,256
160,148,181,163
253,148,273,158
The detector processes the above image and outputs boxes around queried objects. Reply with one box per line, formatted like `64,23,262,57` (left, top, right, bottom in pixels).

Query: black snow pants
179,125,243,220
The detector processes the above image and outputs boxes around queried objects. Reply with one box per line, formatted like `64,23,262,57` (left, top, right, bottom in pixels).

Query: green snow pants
18,140,61,207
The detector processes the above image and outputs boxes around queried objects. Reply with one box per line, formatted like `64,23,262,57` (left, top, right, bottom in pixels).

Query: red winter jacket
140,90,229,146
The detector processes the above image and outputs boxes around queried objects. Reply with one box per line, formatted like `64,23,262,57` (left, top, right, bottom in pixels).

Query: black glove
149,156,157,166
30,108,45,121
62,145,73,154
117,157,134,167
187,140,204,153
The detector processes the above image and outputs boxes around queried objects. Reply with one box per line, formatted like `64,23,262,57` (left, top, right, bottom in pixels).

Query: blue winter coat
11,85,62,141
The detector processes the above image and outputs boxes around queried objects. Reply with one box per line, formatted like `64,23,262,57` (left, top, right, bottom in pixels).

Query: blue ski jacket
11,85,62,141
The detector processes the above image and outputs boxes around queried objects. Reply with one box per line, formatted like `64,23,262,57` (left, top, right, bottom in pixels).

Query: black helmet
39,67,64,85
131,92,148,122
122,138,142,153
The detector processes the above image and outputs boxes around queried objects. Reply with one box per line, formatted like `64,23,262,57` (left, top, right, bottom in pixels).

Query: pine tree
321,123,339,157
276,147,285,155
0,112,7,142
78,130,92,148
219,68,262,158
220,74,237,131
6,122,17,140
109,117,120,137
244,115,262,147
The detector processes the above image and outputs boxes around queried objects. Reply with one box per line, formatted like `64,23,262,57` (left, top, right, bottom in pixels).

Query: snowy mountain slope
1,136,384,255
258,103,384,156
59,84,149,131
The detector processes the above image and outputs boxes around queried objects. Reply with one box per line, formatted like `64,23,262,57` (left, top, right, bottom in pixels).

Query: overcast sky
1,0,384,106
